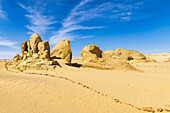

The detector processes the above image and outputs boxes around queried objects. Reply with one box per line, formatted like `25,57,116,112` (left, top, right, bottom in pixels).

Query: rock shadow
69,63,82,68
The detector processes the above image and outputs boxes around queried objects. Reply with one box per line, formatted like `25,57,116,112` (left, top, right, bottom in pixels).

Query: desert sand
0,53,170,113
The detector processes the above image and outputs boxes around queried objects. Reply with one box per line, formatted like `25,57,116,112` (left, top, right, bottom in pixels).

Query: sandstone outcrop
51,39,72,65
7,33,61,72
104,48,148,63
13,54,21,63
80,44,139,71
8,33,142,72
29,33,42,53
114,48,146,60
103,50,114,57
38,41,50,59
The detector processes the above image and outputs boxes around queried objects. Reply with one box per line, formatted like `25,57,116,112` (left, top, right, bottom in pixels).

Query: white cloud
50,1,143,44
50,0,104,44
0,0,8,21
19,3,57,35
0,37,18,49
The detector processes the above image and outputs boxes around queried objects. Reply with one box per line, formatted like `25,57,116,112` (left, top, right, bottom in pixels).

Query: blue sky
0,0,170,59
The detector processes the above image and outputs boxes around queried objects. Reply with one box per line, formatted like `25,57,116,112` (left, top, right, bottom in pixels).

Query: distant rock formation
104,48,156,63
114,48,147,62
80,44,139,71
51,39,72,65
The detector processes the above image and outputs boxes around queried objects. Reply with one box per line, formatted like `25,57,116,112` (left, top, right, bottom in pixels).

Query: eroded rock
10,33,62,72
29,33,42,53
51,39,72,65
104,48,148,63
80,44,138,71
13,54,21,63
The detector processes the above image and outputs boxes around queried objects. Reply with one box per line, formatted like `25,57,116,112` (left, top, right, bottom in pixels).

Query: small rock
50,39,72,65
157,107,163,112
33,53,39,60
165,104,170,110
23,55,27,61
142,106,155,113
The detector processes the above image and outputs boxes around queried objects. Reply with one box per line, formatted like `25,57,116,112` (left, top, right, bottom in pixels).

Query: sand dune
0,55,170,113
145,53,170,62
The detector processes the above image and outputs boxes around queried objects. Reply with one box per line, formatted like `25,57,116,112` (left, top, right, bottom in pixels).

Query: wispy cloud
50,0,104,44
0,37,18,49
19,3,57,35
0,0,8,21
50,0,144,44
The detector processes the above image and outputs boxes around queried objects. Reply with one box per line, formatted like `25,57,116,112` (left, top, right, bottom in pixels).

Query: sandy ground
0,54,170,113
145,53,170,62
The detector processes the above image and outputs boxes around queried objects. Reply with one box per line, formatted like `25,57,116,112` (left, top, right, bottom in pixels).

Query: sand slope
0,57,170,113
145,53,170,62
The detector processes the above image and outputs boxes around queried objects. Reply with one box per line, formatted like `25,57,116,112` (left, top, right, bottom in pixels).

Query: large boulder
51,39,72,65
21,42,27,56
80,44,138,71
13,54,22,63
80,44,102,63
38,41,50,59
29,33,42,53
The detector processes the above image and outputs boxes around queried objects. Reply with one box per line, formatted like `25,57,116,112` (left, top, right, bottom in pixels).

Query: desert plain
0,53,170,113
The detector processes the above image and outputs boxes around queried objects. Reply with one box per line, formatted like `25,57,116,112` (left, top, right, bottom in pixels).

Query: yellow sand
145,53,170,62
0,54,170,113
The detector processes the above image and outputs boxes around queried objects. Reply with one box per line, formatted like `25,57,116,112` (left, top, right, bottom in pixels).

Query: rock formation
38,41,50,59
7,33,61,72
13,54,21,63
104,48,148,63
29,33,42,53
103,50,115,57
80,44,139,71
7,33,142,72
51,39,72,65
